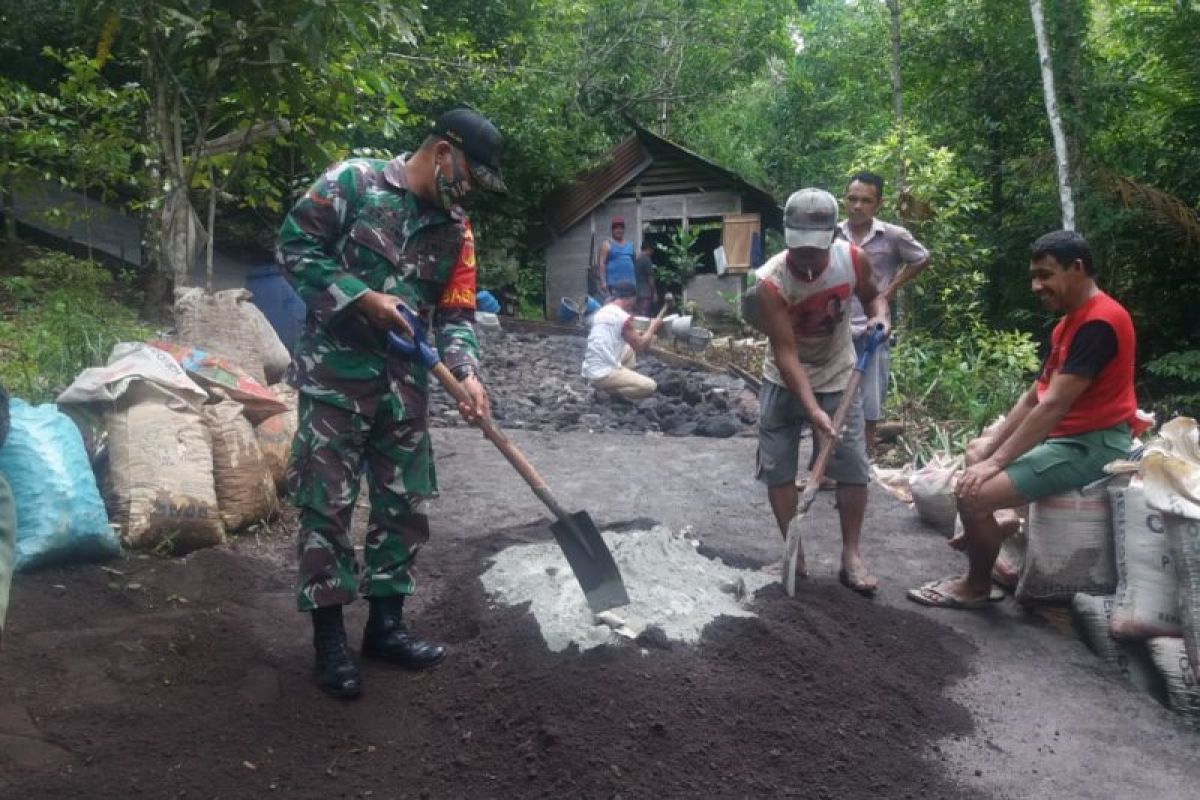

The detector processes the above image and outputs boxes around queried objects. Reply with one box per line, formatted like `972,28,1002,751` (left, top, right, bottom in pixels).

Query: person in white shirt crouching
581,282,664,401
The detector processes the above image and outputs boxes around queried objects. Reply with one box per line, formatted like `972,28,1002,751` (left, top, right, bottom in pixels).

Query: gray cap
784,188,838,250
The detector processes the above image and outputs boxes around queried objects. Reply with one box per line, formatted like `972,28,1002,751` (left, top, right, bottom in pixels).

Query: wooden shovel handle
429,362,573,522
798,324,886,514
797,369,864,516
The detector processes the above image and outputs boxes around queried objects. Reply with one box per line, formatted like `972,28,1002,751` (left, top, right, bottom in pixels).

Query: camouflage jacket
277,156,480,418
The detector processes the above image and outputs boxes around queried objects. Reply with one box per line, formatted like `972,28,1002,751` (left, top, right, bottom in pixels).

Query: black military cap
432,108,508,194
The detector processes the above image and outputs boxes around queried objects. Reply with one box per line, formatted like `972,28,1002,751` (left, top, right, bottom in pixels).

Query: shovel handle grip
855,323,887,371
386,307,440,368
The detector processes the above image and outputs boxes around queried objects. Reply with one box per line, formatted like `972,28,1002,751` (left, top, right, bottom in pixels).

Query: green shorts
1004,423,1131,501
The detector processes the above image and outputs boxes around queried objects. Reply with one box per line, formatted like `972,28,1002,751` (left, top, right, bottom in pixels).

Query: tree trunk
206,165,216,292
1058,0,1087,198
1,167,16,243
1029,0,1076,230
139,0,172,320
885,0,905,191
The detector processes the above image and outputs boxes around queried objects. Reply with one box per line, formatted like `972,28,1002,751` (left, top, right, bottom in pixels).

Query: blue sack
0,399,119,571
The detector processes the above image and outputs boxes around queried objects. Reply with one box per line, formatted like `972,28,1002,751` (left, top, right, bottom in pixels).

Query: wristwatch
451,364,478,382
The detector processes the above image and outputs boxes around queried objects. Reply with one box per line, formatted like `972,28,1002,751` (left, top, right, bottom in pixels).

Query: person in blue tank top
595,217,636,297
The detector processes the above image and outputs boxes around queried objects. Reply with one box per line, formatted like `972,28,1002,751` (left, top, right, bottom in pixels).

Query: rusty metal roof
541,134,652,236
539,126,781,240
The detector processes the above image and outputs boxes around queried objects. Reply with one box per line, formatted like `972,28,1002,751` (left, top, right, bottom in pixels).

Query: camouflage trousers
287,393,437,612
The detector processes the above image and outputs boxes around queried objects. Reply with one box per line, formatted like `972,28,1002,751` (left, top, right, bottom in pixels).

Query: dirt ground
3,428,1199,798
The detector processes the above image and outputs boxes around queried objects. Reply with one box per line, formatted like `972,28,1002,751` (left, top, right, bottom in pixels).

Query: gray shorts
853,334,890,422
756,380,870,487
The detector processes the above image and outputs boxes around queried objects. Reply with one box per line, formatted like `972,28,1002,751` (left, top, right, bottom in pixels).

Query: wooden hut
534,126,782,320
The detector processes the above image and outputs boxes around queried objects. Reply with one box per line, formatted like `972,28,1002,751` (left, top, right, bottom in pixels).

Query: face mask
433,152,472,210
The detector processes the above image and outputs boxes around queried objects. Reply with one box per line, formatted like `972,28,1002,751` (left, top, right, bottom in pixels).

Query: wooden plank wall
542,191,744,318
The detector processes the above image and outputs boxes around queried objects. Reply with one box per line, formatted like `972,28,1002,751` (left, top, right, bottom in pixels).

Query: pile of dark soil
1,519,977,799
429,330,759,437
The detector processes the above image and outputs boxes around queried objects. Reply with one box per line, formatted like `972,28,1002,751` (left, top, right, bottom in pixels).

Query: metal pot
667,314,693,339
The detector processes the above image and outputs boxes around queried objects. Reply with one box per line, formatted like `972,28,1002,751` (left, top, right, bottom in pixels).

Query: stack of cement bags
1069,418,1200,730
56,289,300,555
1140,418,1200,728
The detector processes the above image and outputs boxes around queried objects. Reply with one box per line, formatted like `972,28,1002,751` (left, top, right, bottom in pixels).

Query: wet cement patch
480,525,772,652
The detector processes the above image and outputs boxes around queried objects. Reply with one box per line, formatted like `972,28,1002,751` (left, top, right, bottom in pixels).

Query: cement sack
1147,637,1200,730
1142,417,1200,673
0,399,119,572
174,287,290,385
1016,480,1118,605
909,456,960,536
149,341,287,424
1109,478,1181,639
1142,417,1200,519
255,383,298,493
202,400,278,531
57,342,208,407
105,382,224,554
1164,514,1200,678
1071,593,1165,700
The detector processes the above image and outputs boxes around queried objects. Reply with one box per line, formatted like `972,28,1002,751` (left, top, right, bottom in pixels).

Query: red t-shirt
1036,291,1136,437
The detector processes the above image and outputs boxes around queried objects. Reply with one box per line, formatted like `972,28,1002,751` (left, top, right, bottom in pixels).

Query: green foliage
659,227,702,291
0,250,151,403
1145,350,1200,418
515,258,545,320
45,49,144,201
889,328,1040,462
0,48,143,248
858,128,995,340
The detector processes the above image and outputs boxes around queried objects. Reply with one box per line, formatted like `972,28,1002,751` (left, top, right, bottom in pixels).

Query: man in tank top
751,188,890,594
596,217,636,298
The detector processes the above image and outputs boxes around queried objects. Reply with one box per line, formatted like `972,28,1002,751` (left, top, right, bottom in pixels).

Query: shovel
388,308,630,612
784,323,887,597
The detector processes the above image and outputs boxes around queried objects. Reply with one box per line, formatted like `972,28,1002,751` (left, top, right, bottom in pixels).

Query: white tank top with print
757,240,859,393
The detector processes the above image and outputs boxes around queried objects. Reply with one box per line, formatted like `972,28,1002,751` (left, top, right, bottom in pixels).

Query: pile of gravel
428,330,759,437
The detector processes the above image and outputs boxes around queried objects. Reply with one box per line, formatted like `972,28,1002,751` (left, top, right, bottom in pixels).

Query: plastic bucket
688,327,714,353
558,297,582,323
475,311,502,335
585,296,602,315
475,290,501,313
668,314,693,339
632,316,651,332
244,264,306,353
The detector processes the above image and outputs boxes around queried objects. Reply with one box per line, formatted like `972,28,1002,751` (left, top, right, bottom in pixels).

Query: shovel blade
549,511,630,612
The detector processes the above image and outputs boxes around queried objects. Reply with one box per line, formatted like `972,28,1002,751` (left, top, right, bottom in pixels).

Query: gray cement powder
479,526,772,652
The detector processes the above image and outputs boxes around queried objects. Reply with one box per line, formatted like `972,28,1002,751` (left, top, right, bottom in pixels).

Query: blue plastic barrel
558,297,581,323
245,264,307,353
476,290,501,313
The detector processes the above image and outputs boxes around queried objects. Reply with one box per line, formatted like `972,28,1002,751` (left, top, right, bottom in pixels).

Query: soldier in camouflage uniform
278,108,507,699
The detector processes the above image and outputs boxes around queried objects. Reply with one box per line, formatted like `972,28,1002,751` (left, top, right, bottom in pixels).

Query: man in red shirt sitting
908,230,1136,609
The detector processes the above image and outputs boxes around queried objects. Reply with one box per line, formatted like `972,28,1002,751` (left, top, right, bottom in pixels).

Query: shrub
0,249,152,403
1144,350,1200,419
888,327,1039,463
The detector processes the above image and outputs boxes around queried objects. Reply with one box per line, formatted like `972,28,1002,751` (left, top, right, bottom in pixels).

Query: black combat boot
311,605,363,699
361,595,447,670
